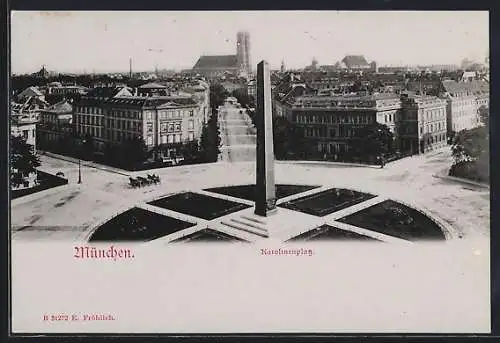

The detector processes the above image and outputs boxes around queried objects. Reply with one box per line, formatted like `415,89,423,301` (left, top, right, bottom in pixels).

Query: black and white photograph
9,10,490,334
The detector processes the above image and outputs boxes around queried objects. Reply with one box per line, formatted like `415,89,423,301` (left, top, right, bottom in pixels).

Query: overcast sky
11,11,489,74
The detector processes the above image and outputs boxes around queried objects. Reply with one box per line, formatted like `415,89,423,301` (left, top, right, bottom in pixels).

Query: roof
138,82,167,89
193,55,239,69
86,87,132,98
19,86,44,97
442,80,489,95
341,55,369,67
76,96,197,109
43,100,73,114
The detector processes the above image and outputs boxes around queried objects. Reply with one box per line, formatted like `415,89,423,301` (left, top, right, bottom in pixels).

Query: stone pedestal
254,60,277,217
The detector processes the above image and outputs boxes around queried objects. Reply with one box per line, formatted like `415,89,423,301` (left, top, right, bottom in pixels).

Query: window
189,110,194,117
23,130,28,140
188,119,194,130
168,135,174,143
188,132,194,141
146,112,152,120
161,135,167,144
160,123,167,133
146,136,153,146
147,123,153,133
168,123,174,132
175,122,181,131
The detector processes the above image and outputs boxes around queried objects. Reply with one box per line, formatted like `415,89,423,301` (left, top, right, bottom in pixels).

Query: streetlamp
78,138,86,184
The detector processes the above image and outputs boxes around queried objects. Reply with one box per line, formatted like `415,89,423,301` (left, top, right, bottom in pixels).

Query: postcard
9,10,490,334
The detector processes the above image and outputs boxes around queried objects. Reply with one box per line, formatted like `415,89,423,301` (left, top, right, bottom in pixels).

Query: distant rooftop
193,55,239,69
341,55,370,67
138,82,167,89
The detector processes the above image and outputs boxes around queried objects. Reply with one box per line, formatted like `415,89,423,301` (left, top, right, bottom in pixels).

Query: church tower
236,31,251,75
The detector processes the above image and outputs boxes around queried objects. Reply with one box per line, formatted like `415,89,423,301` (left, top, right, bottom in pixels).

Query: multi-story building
11,96,49,122
73,95,206,159
282,93,401,155
10,113,38,189
47,84,88,96
37,100,74,150
440,80,487,134
399,94,447,154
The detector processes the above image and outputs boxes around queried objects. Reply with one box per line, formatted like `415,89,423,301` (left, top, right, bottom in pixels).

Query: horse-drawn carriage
128,174,161,188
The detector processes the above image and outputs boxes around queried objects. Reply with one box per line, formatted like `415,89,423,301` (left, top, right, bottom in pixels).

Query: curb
434,172,490,189
42,151,130,176
275,160,380,169
11,183,77,207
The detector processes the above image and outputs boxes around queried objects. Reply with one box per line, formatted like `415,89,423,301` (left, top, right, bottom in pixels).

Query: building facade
399,95,447,154
73,95,206,158
441,80,484,134
285,94,401,155
37,100,74,150
10,114,38,189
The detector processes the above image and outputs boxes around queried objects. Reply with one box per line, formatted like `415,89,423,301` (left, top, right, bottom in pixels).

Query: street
11,145,490,241
218,102,256,162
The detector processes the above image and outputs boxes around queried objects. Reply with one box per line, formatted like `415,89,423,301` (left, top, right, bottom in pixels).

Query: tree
478,105,489,127
231,88,255,108
10,134,40,188
80,133,94,160
449,126,489,183
121,137,148,167
352,123,394,161
180,141,200,161
273,116,294,159
451,126,489,164
209,83,229,113
199,116,221,163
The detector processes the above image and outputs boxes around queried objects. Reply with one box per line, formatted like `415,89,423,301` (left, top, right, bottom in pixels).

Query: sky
10,11,489,74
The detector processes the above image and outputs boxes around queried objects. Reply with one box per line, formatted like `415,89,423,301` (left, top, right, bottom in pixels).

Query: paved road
218,102,256,162
11,145,490,241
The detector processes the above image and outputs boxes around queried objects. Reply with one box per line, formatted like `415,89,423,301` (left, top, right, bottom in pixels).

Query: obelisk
255,60,277,216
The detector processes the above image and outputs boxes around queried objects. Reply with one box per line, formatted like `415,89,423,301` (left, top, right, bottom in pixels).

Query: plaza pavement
10,140,489,242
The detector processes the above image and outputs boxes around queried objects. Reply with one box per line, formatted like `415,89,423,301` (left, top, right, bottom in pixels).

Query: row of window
420,121,446,134
425,133,447,145
77,115,103,126
451,118,480,131
423,108,446,121
107,119,142,131
77,107,197,120
78,124,102,138
303,126,364,138
158,110,194,120
295,114,375,125
453,109,478,117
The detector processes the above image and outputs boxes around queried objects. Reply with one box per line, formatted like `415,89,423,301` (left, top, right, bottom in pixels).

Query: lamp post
78,138,86,184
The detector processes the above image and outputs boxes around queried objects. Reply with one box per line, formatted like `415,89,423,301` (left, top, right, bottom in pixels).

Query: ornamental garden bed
148,192,251,220
89,207,195,242
287,224,379,242
170,229,247,243
279,188,376,217
337,200,445,241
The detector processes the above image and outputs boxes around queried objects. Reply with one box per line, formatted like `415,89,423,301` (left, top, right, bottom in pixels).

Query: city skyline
11,11,489,74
